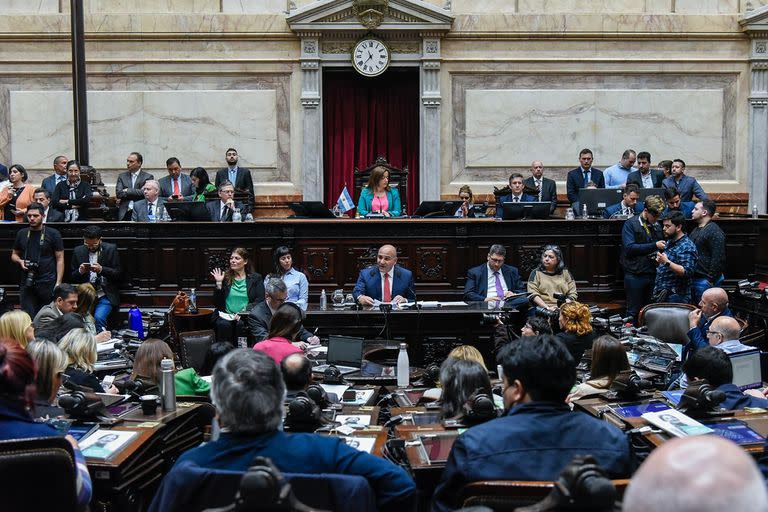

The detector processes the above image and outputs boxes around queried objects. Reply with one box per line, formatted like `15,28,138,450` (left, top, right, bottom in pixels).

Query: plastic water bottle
245,213,254,222
565,208,575,221
320,289,327,310
188,288,198,314
232,208,242,222
159,358,176,412
397,343,410,388
128,305,145,340
753,204,759,219
582,204,588,219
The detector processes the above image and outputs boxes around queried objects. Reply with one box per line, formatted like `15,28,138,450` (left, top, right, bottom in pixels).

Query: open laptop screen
729,349,762,390
327,335,364,368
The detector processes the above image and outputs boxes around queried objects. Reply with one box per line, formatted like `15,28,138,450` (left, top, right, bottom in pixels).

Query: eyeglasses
705,330,723,337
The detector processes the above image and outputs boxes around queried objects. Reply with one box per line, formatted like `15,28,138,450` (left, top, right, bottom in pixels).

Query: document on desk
80,429,139,460
320,383,349,397
340,436,376,453
641,409,713,437
400,301,468,308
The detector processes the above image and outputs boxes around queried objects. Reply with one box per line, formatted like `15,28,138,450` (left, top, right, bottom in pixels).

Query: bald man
679,315,750,390
684,287,732,361
352,244,415,306
624,436,768,512
523,160,557,214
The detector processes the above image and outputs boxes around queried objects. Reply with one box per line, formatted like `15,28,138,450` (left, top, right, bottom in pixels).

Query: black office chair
0,436,78,512
638,303,696,345
179,329,215,373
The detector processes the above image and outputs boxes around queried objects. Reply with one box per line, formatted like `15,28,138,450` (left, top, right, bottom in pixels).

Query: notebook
313,335,365,375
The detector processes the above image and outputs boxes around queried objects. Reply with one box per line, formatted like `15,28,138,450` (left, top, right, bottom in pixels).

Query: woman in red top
252,303,305,364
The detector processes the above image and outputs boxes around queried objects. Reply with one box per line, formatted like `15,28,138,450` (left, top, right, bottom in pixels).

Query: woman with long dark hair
266,246,309,310
211,247,265,343
3,164,36,222
252,302,306,363
190,167,215,201
356,166,402,217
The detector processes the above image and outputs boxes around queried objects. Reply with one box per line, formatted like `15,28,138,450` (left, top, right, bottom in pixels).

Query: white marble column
300,35,323,201
748,43,768,214
420,36,443,203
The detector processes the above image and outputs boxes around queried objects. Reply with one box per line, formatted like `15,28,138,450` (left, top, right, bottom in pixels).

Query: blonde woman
75,283,111,342
447,345,487,371
26,340,68,418
0,310,35,348
60,328,118,393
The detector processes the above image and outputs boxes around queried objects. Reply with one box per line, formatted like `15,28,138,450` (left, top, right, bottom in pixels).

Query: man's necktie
148,203,153,216
536,180,542,201
173,178,181,196
494,271,504,299
221,206,227,222
583,171,589,186
513,196,519,203
624,206,631,216
383,273,391,302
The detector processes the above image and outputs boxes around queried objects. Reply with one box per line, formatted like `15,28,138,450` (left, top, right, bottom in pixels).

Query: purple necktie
494,271,504,299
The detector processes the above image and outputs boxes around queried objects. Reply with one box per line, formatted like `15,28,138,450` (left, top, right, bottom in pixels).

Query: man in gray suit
131,180,166,222
116,152,154,220
158,157,194,201
215,148,255,209
206,181,246,222
32,283,78,331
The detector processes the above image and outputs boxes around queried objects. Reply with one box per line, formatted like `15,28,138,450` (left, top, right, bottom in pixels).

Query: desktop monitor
729,349,762,390
288,201,336,219
500,201,551,220
412,201,464,218
578,188,623,217
637,187,665,202
164,201,212,221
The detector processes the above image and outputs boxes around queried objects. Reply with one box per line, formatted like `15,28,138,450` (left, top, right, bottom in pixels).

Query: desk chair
638,303,696,345
0,436,78,512
459,479,629,511
179,329,215,373
354,156,409,216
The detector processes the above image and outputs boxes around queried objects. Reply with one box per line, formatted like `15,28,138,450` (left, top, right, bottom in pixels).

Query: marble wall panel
465,89,724,168
222,0,297,14
9,89,278,171
0,0,58,13
451,74,739,185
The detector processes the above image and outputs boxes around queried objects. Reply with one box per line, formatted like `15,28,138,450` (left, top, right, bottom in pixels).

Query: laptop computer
501,201,551,220
729,348,762,390
313,335,364,375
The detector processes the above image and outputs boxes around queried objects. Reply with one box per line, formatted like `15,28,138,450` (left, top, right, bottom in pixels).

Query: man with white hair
623,436,768,512
131,180,165,222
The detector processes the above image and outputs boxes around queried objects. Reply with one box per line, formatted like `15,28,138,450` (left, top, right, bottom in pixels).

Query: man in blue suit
353,244,415,306
464,244,527,305
495,173,537,218
566,148,604,214
432,336,632,512
603,183,643,218
41,155,68,195
158,157,194,201
662,158,708,203
684,287,731,361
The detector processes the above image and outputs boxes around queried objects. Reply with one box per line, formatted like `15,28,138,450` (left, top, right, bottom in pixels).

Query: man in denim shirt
662,158,708,203
653,211,698,303
432,336,632,512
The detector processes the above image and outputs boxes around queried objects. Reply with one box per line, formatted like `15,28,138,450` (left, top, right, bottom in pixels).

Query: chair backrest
638,303,697,344
179,329,215,373
354,156,409,215
460,479,629,511
0,436,78,512
150,460,376,512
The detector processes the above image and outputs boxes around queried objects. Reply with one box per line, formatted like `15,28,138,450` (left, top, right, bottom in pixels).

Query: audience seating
0,436,78,512
179,329,215,373
638,303,696,344
459,479,629,510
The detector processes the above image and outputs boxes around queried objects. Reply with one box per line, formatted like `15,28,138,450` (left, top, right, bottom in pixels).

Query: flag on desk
337,186,355,213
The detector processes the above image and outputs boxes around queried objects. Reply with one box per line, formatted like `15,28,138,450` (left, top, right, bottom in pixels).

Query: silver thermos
160,358,176,411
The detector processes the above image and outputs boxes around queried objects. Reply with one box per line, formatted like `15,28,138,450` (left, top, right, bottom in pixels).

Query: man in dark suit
206,181,246,222
248,278,319,345
627,151,664,189
158,157,194,201
70,225,122,331
353,244,415,306
41,155,68,195
131,180,166,222
566,148,604,213
495,173,537,218
464,244,527,305
216,148,255,209
662,186,695,219
603,184,643,219
116,152,154,221
33,188,64,223
524,160,557,214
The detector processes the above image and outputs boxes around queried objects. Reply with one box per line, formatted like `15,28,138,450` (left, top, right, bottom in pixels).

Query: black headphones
304,384,329,409
322,364,344,385
461,391,498,425
284,392,322,432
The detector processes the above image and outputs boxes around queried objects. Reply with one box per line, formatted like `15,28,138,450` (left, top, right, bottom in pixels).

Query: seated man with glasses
247,277,318,346
678,316,750,390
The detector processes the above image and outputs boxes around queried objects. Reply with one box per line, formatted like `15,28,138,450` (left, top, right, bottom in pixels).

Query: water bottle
397,343,410,388
245,213,254,222
565,208,575,221
159,358,176,412
188,288,198,314
147,212,156,223
232,208,242,222
582,204,588,219
753,204,759,219
319,289,327,310
128,305,145,340
161,208,171,222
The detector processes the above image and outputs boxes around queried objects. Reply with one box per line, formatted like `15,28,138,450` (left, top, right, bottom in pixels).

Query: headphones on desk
322,365,344,385
284,392,322,432
304,384,330,409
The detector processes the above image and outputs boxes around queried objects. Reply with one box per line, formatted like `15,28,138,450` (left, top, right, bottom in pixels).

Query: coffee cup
140,394,159,415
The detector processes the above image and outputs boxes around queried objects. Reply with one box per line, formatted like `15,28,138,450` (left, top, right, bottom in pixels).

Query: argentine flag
337,186,355,213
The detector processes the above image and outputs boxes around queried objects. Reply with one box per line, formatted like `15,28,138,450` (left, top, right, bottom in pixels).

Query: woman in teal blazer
357,166,402,217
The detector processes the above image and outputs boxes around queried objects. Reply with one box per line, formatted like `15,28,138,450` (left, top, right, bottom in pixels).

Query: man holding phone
158,157,194,201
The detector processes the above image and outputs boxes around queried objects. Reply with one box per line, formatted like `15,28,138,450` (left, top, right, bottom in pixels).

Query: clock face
352,38,390,77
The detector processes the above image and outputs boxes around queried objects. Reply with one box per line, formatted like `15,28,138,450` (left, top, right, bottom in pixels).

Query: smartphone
82,263,92,270
342,390,357,402
101,375,115,392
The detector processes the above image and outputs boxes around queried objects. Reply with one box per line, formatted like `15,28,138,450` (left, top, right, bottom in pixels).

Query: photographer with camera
11,202,64,317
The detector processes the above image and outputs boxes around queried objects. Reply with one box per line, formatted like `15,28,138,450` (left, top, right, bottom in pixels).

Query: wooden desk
85,401,214,512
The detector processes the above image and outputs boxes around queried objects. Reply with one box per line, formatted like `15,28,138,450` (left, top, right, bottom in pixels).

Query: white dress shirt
486,264,508,299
